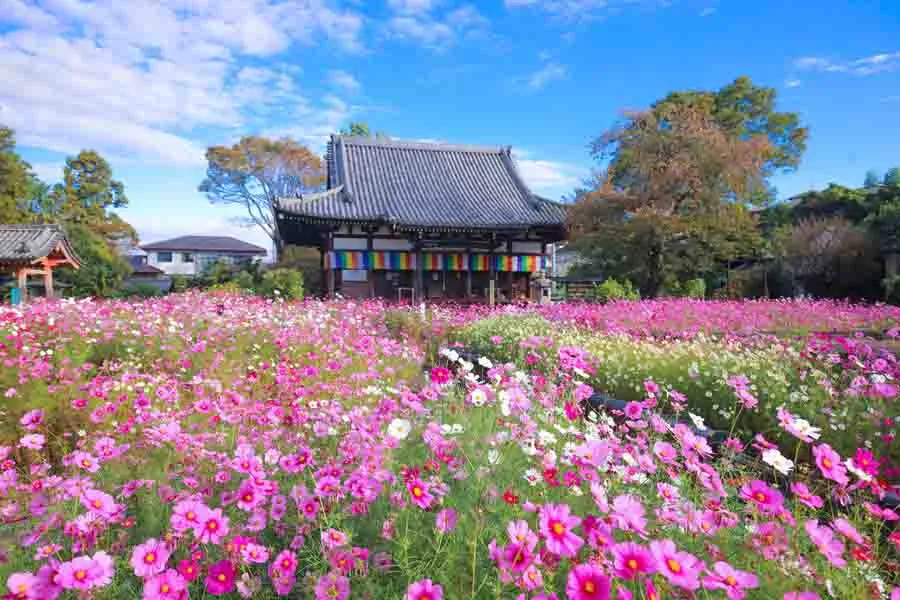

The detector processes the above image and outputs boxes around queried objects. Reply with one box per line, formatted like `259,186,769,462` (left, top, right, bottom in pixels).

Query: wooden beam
17,268,27,304
325,231,335,299
41,259,53,299
367,229,374,299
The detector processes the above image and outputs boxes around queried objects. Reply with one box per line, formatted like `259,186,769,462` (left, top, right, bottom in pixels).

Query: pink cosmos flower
435,508,458,533
204,560,236,596
196,508,230,544
176,560,200,582
314,571,350,600
142,569,188,600
20,409,44,431
18,434,45,450
538,503,583,558
430,367,451,385
70,451,100,473
611,542,656,579
864,501,900,521
131,538,171,578
322,528,349,549
812,444,849,486
649,539,703,591
406,578,443,600
739,480,784,516
804,520,846,568
81,489,120,519
7,572,36,600
34,562,62,600
652,442,677,464
171,499,206,533
611,494,648,535
702,561,759,600
58,552,114,591
565,562,611,600
832,518,864,545
240,543,270,564
790,482,824,510
407,478,434,510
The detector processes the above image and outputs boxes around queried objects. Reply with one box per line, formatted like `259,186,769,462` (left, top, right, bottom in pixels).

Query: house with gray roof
141,235,267,277
276,135,568,302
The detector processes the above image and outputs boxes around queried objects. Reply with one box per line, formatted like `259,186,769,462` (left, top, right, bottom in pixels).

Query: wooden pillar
319,243,326,297
367,229,375,299
17,268,27,304
42,260,53,299
414,237,424,304
325,231,335,299
506,239,514,302
488,234,496,306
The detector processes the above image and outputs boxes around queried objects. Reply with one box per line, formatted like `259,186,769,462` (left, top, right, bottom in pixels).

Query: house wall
146,251,262,276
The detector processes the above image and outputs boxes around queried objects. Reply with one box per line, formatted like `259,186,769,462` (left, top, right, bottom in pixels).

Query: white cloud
388,0,439,14
785,79,801,88
794,51,900,76
513,152,586,199
0,0,365,165
328,70,361,93
385,2,492,51
504,0,671,22
522,62,568,91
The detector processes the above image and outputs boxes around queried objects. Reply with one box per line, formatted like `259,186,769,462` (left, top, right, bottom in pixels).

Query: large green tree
0,126,37,224
199,136,324,257
572,100,773,295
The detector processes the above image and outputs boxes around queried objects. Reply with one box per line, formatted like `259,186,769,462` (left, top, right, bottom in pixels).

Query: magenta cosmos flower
565,562,611,600
204,560,236,596
407,478,435,510
142,569,188,600
812,443,849,486
315,571,350,600
131,538,171,578
430,367,451,385
611,542,656,580
739,480,784,516
539,503,584,558
702,561,759,600
406,578,443,600
649,539,703,591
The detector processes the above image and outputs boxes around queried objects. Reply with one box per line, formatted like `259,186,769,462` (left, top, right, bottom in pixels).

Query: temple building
275,136,568,302
0,224,80,302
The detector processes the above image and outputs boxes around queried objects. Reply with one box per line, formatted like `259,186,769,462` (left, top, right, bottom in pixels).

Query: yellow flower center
92,500,102,508
667,559,681,573
822,458,832,469
627,559,638,570
584,581,595,593
217,574,226,582
161,584,170,593
551,522,565,535
726,576,737,586
75,570,87,581
412,486,423,498
145,552,156,563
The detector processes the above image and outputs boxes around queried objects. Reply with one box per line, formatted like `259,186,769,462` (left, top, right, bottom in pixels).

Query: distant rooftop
0,224,81,266
141,235,267,254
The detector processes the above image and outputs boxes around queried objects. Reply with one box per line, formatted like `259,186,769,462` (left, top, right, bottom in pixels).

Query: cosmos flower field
3,293,900,600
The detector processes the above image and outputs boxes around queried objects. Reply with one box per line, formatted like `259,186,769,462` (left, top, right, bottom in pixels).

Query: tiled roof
0,224,80,266
277,136,568,232
141,235,267,254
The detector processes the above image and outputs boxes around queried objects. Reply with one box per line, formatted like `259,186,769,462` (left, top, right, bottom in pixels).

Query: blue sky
1,0,898,252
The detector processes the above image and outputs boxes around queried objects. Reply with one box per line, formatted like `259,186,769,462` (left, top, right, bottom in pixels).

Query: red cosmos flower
503,489,519,505
543,468,559,487
852,546,874,561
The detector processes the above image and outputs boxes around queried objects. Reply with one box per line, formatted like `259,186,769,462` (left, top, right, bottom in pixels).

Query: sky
1,0,899,254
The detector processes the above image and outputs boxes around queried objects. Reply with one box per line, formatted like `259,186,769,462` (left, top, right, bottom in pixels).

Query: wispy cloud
505,0,674,22
784,79,801,88
521,62,568,91
385,3,493,52
328,70,361,93
513,152,587,199
794,51,900,76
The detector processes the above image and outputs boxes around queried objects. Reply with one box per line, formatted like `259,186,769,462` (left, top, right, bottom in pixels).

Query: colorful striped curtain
370,251,415,270
327,251,548,272
470,254,548,272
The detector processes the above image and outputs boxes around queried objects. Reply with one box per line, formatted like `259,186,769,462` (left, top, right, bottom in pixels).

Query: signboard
564,282,595,301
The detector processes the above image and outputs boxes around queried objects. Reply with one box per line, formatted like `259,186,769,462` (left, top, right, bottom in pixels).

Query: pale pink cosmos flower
81,489,120,520
240,543,270,565
196,508,229,544
804,520,846,568
701,561,758,599
18,434,45,450
131,539,171,578
611,494,648,535
19,409,44,431
142,569,187,600
321,528,349,549
58,552,114,591
7,572,36,599
790,483,824,510
171,499,206,533
435,508,458,533
832,518,865,545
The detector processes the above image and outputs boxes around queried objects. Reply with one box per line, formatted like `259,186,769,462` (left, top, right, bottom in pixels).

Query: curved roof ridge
333,135,507,155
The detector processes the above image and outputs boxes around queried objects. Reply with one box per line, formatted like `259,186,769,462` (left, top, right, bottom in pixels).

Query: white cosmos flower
845,458,872,482
762,448,794,476
451,424,464,435
459,360,474,372
523,468,540,486
487,449,501,465
688,413,707,431
441,348,460,363
470,389,487,407
478,356,493,369
387,418,412,440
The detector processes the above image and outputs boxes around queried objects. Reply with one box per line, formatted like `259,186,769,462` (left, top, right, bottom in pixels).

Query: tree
864,170,881,188
885,168,900,187
0,125,37,224
199,137,324,257
339,122,390,140
649,76,808,180
571,102,770,295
